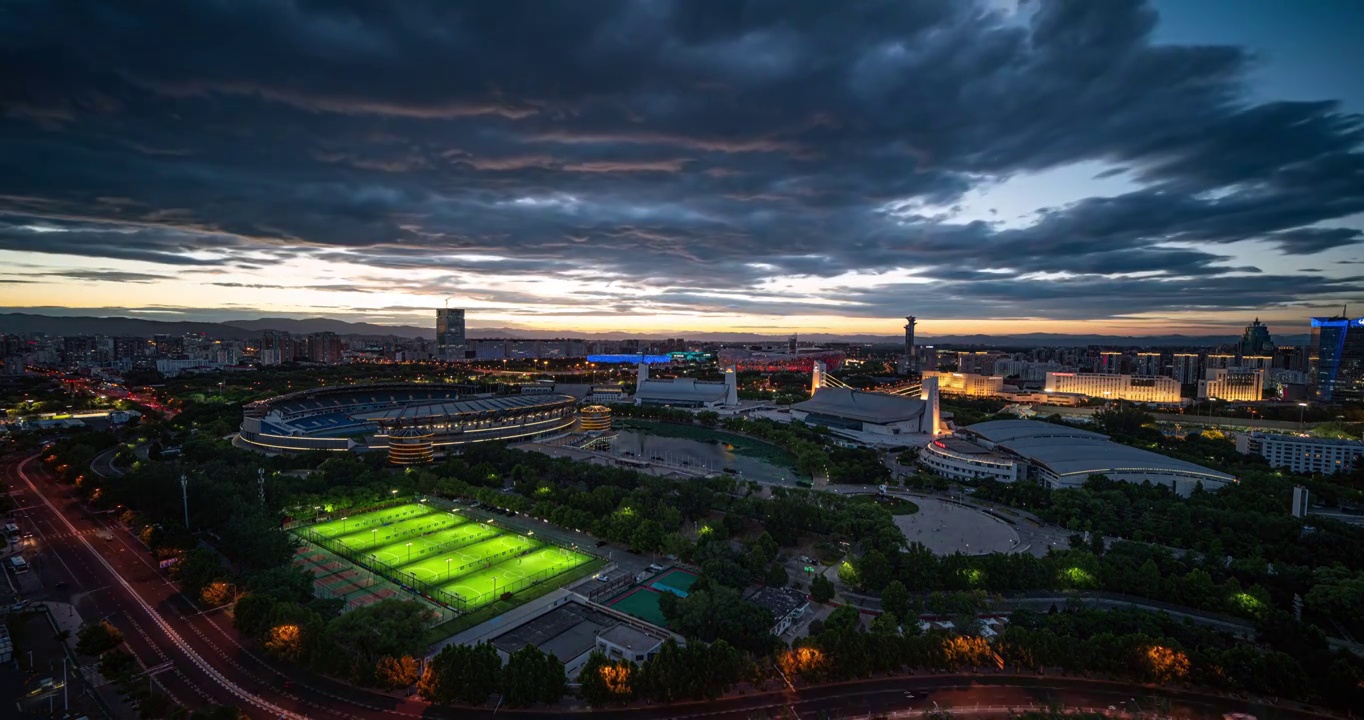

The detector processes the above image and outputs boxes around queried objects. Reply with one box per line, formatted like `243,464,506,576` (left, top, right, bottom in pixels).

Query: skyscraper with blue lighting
1309,312,1364,402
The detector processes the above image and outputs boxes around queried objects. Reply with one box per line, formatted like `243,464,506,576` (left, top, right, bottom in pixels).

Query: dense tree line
784,605,1363,709
968,469,1364,636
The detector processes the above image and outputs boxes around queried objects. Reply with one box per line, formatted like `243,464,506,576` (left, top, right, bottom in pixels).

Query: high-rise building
904,316,918,373
1171,353,1201,384
436,308,466,359
1135,352,1163,376
307,332,344,365
1309,313,1364,402
1238,318,1276,359
1205,354,1236,371
1096,351,1123,374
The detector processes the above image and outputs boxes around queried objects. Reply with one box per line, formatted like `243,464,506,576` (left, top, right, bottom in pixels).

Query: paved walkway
891,495,1019,555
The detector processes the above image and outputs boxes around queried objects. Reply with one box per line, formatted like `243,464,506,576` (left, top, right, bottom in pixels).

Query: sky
1,0,1362,338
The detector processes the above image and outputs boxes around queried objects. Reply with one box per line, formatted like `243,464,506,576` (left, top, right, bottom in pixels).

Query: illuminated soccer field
297,502,593,611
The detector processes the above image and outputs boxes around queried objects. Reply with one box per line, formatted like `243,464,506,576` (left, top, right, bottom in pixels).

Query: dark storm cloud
0,0,1361,320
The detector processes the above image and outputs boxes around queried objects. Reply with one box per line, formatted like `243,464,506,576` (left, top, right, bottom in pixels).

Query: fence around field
284,495,413,531
294,520,594,613
418,495,611,562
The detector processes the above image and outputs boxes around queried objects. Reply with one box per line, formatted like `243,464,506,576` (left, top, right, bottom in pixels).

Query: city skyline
3,0,1364,337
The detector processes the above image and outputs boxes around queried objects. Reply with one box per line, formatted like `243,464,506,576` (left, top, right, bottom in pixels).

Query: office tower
1135,352,1162,376
1096,351,1123,374
1238,318,1276,358
904,316,918,373
436,308,466,359
1309,312,1364,401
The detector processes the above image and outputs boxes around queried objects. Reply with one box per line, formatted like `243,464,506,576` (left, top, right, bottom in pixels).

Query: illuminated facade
239,383,576,455
1309,314,1364,402
1198,367,1264,402
387,427,435,466
580,405,613,432
1044,372,1182,404
922,371,1003,397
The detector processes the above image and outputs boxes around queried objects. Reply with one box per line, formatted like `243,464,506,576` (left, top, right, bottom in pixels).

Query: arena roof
960,419,1107,444
791,388,926,424
635,378,730,402
356,393,575,422
960,419,1234,484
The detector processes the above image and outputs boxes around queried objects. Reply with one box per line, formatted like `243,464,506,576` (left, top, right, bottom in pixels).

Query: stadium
237,383,577,456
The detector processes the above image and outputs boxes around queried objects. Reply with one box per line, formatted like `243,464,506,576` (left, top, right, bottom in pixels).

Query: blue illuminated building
587,354,674,364
1309,314,1364,402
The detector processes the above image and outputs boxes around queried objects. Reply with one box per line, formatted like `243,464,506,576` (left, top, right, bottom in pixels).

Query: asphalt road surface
2,451,1331,720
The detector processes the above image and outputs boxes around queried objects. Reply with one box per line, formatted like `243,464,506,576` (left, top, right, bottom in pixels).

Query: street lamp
446,558,453,578
313,506,321,522
371,528,377,546
342,516,349,533
406,541,413,562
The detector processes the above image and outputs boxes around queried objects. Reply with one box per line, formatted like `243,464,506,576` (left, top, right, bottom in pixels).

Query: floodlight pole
180,474,189,529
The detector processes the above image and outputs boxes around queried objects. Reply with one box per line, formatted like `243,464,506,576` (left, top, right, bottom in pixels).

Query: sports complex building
919,419,1235,494
238,383,577,457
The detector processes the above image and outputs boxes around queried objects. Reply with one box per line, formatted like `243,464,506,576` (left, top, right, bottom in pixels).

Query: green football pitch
298,502,593,611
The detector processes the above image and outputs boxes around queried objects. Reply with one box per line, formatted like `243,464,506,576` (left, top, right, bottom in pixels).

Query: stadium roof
961,419,1234,483
635,378,729,402
961,419,1107,444
792,388,926,424
356,393,574,422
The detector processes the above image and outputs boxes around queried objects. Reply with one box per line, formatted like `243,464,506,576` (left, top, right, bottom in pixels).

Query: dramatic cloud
0,0,1361,331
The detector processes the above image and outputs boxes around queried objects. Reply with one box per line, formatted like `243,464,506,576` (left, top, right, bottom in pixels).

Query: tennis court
650,568,699,598
605,586,670,627
293,502,596,613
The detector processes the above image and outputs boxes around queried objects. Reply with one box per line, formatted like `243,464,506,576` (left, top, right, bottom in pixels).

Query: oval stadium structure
238,383,577,456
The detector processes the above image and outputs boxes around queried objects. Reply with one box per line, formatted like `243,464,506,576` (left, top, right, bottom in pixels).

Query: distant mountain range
0,312,1308,347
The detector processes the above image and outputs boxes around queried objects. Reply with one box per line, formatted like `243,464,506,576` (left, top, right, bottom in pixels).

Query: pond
607,429,802,486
